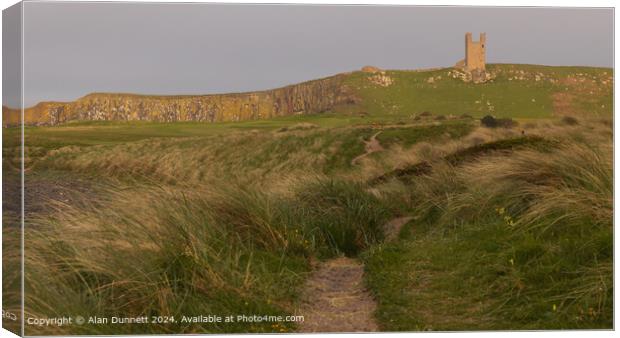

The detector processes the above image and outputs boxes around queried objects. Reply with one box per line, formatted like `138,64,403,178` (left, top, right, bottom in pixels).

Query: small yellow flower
509,258,514,265
553,304,557,312
497,207,505,215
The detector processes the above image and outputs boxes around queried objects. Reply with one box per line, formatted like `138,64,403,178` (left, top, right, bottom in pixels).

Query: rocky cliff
3,74,357,127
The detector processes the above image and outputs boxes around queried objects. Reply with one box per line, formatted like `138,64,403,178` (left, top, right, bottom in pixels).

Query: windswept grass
30,127,378,186
23,186,302,335
369,135,558,184
2,224,21,335
17,175,389,335
376,122,474,148
294,180,390,257
363,122,612,330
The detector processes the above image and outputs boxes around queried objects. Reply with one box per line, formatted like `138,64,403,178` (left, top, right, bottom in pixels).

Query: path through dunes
383,216,414,242
297,216,413,332
297,257,379,333
352,131,384,165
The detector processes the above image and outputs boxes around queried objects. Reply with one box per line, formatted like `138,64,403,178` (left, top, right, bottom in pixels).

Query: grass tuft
364,132,612,330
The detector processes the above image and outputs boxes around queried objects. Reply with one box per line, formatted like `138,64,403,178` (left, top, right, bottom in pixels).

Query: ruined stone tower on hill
465,32,486,71
453,32,489,83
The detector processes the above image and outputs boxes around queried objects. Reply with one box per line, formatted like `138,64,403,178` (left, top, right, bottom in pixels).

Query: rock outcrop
448,68,495,84
3,74,357,127
361,65,381,73
367,72,394,87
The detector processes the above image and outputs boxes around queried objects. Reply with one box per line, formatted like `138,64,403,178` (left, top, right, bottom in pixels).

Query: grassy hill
335,64,612,119
2,64,613,334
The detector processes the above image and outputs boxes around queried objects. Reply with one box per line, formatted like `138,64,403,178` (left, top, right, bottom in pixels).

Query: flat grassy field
2,64,613,334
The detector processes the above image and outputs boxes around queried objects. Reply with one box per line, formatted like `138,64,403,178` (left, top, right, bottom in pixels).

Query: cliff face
3,74,357,126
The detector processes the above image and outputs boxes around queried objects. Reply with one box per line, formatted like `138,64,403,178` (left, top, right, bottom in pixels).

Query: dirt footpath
351,131,384,165
297,257,379,333
383,216,414,242
296,212,414,333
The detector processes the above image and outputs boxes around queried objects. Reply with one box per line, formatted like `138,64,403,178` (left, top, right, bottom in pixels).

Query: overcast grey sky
9,3,616,107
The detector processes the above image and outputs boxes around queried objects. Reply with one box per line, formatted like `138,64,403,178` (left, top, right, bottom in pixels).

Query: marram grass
4,114,612,333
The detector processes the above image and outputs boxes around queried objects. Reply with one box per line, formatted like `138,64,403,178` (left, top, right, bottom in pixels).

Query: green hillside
336,64,612,119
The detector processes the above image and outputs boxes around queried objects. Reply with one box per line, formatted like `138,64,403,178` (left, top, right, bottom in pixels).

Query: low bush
481,115,517,128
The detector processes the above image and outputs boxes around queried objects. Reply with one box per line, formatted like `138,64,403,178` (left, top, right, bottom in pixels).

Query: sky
3,3,614,107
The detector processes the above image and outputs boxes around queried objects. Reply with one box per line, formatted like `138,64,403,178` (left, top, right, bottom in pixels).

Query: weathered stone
368,73,393,87
453,32,493,84
3,75,358,126
361,65,381,73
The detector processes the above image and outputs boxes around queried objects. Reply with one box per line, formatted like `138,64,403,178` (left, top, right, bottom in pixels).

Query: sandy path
296,216,414,332
351,131,384,165
297,257,379,333
383,216,414,242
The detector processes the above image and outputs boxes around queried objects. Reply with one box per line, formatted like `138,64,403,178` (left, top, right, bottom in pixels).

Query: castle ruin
454,32,489,83
464,32,486,71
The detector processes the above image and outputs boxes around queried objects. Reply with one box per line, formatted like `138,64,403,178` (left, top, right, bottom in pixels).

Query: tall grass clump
2,223,22,335
21,184,310,335
365,130,612,330
293,179,391,257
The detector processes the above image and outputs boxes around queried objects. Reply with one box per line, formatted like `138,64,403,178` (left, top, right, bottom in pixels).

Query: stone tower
465,32,486,72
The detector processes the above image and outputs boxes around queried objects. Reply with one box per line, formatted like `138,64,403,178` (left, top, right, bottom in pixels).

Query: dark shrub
481,115,517,128
481,115,498,128
434,115,446,121
419,111,432,117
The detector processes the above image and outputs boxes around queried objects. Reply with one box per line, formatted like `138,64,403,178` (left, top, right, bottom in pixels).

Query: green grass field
338,64,612,119
2,64,613,334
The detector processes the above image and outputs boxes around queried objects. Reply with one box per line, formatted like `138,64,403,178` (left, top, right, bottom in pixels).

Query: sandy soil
297,257,379,333
296,216,415,332
351,131,384,165
383,216,414,242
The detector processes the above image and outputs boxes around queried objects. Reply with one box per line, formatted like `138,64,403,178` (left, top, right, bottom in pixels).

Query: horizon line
5,62,613,110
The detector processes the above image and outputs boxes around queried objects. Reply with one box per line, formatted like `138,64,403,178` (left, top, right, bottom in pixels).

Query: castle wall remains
465,32,486,71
